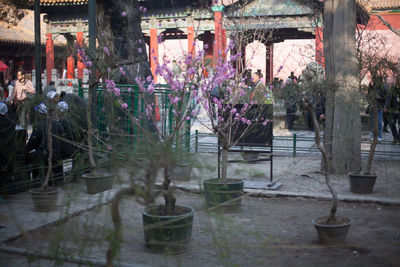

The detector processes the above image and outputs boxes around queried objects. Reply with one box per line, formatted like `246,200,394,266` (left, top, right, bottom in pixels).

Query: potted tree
28,102,61,212
348,53,397,193
198,41,273,213
297,62,352,245
75,44,116,194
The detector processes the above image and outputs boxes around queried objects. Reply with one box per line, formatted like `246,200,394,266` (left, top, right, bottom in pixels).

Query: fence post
195,130,198,153
293,133,297,157
78,78,83,98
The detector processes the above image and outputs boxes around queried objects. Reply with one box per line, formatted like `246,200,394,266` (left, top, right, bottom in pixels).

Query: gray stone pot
82,171,115,194
29,187,60,212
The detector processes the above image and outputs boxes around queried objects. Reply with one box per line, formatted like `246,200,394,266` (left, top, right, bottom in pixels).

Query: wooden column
45,33,54,85
77,31,84,80
266,44,273,83
67,55,75,79
315,26,324,66
150,28,158,82
212,5,224,64
187,26,195,56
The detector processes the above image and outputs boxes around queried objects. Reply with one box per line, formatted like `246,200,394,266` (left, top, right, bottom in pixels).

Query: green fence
79,83,191,150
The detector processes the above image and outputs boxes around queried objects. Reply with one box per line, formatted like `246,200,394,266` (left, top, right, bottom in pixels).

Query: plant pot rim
204,178,243,184
82,172,115,179
174,162,194,167
348,172,377,177
143,204,194,219
29,187,61,195
312,216,352,228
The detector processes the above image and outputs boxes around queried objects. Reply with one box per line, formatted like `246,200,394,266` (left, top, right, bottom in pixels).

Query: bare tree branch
376,14,400,35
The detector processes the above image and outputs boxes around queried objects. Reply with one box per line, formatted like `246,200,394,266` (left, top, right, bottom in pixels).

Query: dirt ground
3,189,400,267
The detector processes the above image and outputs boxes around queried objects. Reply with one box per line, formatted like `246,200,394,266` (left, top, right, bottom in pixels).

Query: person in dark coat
386,75,400,143
26,103,64,180
0,102,16,178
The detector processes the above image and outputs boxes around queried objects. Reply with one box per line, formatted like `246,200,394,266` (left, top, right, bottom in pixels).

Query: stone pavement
1,141,399,245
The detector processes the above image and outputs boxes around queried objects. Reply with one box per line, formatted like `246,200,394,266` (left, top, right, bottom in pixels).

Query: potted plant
348,59,396,194
298,62,352,245
76,45,115,194
28,102,60,212
198,41,273,213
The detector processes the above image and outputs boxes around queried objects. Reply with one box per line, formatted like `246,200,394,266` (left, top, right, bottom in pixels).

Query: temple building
7,0,400,87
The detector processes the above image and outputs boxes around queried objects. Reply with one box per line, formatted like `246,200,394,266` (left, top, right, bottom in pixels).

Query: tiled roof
19,0,87,6
0,10,47,45
370,0,400,10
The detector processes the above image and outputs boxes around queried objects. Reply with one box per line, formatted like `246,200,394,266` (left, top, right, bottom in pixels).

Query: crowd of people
0,69,88,189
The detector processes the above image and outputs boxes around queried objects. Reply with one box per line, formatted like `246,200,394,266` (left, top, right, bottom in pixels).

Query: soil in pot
29,187,60,212
142,204,194,254
171,163,193,181
312,216,352,245
203,178,243,213
348,172,377,194
82,170,115,194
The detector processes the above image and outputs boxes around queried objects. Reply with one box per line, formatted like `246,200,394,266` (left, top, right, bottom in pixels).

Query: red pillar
67,56,75,79
315,26,324,66
150,28,158,83
187,26,195,57
212,6,224,64
77,32,84,80
266,44,273,84
46,33,54,84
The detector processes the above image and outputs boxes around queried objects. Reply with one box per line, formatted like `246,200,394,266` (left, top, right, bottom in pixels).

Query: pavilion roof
0,10,46,45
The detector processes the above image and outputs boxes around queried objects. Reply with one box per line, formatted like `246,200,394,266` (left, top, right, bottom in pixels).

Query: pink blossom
103,46,110,56
107,145,113,150
138,47,142,54
114,87,121,96
121,103,128,109
122,11,127,16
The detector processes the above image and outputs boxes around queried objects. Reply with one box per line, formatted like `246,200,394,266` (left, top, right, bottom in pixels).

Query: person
386,75,400,144
251,72,272,104
288,71,298,83
43,81,56,95
6,75,16,101
8,70,36,129
0,102,17,179
171,60,182,76
368,76,390,141
282,78,297,130
306,91,325,131
26,102,66,180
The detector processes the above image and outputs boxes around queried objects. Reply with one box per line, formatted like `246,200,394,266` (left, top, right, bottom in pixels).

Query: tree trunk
221,147,228,179
324,0,361,174
322,0,335,173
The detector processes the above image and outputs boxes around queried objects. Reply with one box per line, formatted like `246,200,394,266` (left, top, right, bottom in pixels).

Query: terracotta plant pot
142,204,194,254
203,178,243,213
312,216,352,245
348,172,377,194
29,187,60,212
